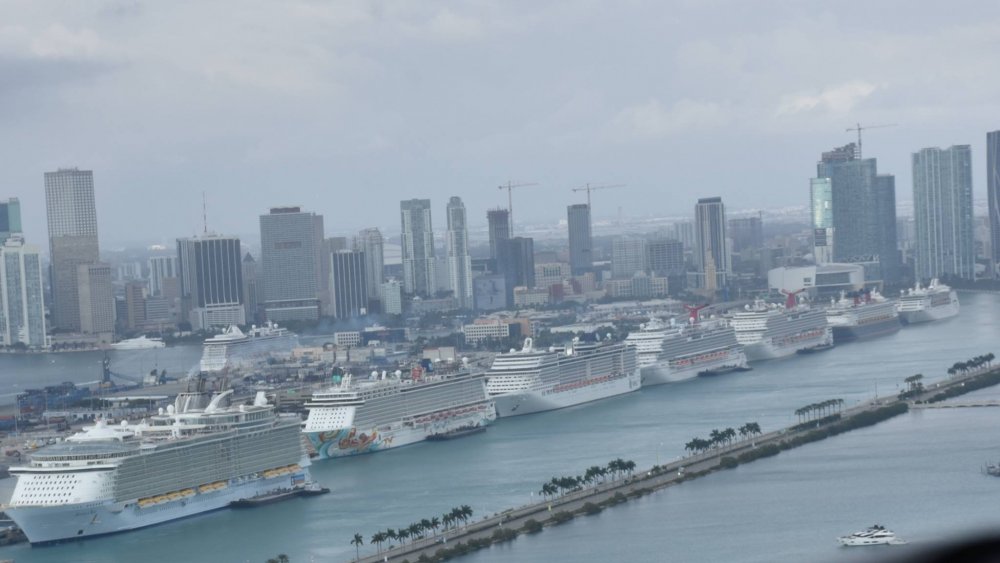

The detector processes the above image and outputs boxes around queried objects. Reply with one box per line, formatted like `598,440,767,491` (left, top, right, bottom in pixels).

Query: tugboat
838,525,906,546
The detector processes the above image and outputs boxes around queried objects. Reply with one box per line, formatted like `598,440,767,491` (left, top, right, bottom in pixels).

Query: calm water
0,293,997,563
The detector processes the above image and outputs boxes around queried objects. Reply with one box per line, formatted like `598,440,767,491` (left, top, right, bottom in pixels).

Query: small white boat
838,524,906,546
111,335,166,350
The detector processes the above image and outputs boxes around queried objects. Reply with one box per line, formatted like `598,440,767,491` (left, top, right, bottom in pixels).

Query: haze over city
3,0,1000,246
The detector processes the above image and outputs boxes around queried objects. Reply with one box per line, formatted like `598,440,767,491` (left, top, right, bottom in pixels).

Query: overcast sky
3,0,1000,248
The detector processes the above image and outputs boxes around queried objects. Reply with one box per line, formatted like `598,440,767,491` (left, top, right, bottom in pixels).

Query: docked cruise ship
5,390,311,544
825,290,900,343
486,339,641,417
897,279,959,324
110,335,166,350
199,322,298,373
729,299,832,361
624,318,748,384
303,371,496,459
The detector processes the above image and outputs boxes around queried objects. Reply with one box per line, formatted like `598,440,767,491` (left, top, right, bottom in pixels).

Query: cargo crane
497,181,538,234
845,123,896,159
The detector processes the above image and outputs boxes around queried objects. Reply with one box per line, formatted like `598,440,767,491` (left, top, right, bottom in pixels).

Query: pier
354,364,1000,563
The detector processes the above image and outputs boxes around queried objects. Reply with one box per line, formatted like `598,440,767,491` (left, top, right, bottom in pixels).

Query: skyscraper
241,253,261,323
647,238,684,276
611,237,647,279
44,168,103,332
330,249,368,319
0,198,21,242
123,280,146,331
77,263,114,338
912,145,975,280
400,199,435,296
355,227,384,311
810,178,834,263
260,207,324,321
497,237,534,304
988,131,1000,277
487,208,510,261
446,196,473,308
728,216,764,254
817,143,900,284
147,255,178,297
695,197,730,288
177,234,245,329
567,204,592,275
0,236,46,348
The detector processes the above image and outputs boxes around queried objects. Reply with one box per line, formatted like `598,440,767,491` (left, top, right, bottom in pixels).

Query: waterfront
0,292,996,562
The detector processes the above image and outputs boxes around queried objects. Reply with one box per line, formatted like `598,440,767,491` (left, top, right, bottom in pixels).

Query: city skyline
3,3,1000,247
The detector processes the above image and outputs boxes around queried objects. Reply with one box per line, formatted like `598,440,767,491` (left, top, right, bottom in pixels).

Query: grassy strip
926,370,1000,403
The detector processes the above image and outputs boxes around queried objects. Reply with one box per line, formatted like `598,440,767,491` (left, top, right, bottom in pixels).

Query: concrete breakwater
354,363,1000,563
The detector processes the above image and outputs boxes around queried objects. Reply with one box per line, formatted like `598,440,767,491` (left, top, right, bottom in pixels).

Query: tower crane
497,181,538,234
570,183,625,208
845,123,896,159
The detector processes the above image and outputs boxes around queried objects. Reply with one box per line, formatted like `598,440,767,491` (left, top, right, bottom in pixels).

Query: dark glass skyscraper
487,207,510,261
567,204,592,275
260,206,324,321
695,197,730,288
816,143,900,284
497,237,534,303
330,249,368,319
0,198,21,242
988,131,1000,276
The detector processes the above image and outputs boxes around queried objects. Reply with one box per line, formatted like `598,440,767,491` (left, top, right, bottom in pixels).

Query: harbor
0,292,995,562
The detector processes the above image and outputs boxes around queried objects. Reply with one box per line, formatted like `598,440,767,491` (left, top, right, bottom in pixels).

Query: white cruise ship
303,371,496,459
5,390,311,544
110,335,166,350
729,298,832,361
624,318,748,385
897,279,959,324
486,339,641,417
199,322,298,373
825,290,901,343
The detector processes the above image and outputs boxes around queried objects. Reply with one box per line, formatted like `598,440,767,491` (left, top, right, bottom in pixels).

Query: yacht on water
897,279,959,324
837,525,906,546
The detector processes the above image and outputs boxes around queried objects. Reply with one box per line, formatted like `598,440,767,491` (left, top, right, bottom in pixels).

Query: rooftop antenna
844,123,897,159
496,181,538,235
202,191,208,234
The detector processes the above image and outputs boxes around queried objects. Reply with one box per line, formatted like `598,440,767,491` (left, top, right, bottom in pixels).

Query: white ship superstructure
486,339,641,417
897,279,959,324
303,371,496,459
625,318,748,384
199,322,297,373
729,299,832,361
110,335,166,350
5,390,311,544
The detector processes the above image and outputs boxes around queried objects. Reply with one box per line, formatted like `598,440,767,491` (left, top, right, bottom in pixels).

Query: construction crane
571,183,625,208
497,181,538,234
845,123,896,159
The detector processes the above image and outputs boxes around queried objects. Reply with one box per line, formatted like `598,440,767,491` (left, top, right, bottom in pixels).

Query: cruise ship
897,279,959,324
303,371,496,459
825,290,900,343
729,296,832,361
5,390,311,544
110,335,166,350
624,318,748,384
199,322,298,373
486,338,641,417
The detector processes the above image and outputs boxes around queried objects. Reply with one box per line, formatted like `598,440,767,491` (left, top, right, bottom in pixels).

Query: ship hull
899,296,959,324
7,470,309,544
831,318,901,343
641,349,748,385
492,369,641,417
306,404,495,459
744,329,833,362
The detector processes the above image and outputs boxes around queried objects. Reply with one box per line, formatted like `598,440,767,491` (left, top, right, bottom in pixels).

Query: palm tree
371,531,384,554
685,438,699,454
431,516,441,535
421,518,432,536
461,504,473,524
409,522,422,542
722,428,736,445
709,429,723,448
351,533,364,560
398,528,410,545
385,528,397,548
747,422,761,437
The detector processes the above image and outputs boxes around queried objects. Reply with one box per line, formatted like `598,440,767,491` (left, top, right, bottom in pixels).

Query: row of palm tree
947,353,995,376
684,422,762,455
360,505,474,556
794,399,844,423
538,458,637,499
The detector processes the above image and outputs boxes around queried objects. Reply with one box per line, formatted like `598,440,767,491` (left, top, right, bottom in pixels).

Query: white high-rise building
381,279,403,315
0,237,47,348
446,196,473,308
400,199,435,296
611,237,647,279
148,255,178,297
355,227,385,309
912,145,975,280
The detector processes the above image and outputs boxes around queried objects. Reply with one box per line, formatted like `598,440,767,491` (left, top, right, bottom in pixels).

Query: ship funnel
254,391,269,407
522,338,534,352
